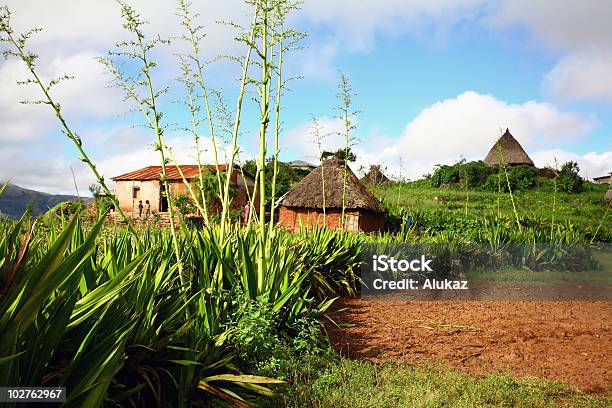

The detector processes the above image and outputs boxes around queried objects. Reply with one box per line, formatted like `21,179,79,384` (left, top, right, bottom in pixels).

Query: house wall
278,206,384,233
358,210,385,233
114,169,257,215
593,175,612,185
115,180,160,214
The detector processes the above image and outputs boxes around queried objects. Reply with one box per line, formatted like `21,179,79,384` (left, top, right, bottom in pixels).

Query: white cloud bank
284,91,607,181
530,150,612,180
542,50,612,103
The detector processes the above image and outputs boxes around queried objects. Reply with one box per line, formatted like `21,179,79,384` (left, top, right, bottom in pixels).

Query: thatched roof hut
278,156,386,232
362,165,390,186
484,129,534,166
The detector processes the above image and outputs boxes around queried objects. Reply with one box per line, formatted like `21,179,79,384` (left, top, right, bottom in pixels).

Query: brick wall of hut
278,206,384,233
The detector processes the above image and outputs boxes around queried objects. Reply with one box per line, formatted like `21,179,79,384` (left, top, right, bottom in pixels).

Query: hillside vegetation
374,178,611,243
0,183,87,219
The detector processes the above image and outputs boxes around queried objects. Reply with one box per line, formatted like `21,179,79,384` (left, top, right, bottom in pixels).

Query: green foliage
40,201,86,225
484,165,538,192
431,160,540,193
431,160,499,189
557,161,584,193
0,214,349,406
375,182,612,243
243,159,308,205
172,194,196,216
321,147,357,162
231,294,283,371
271,359,607,408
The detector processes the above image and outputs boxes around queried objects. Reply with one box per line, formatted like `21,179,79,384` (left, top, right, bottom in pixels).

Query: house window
132,186,140,199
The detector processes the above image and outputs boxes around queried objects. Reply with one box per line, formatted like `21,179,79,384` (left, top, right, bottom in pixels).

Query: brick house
278,156,386,233
111,164,255,216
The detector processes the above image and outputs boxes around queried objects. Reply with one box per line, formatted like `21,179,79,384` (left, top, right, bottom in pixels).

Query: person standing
243,201,250,226
138,200,144,218
145,200,151,218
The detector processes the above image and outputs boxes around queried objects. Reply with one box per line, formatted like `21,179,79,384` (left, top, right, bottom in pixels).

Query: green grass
267,358,610,408
466,247,612,284
465,267,612,285
376,182,611,239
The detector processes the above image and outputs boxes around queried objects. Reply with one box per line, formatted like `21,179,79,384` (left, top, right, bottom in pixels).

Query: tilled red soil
327,299,612,395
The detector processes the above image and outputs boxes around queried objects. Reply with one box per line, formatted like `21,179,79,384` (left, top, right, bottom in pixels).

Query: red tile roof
111,165,231,181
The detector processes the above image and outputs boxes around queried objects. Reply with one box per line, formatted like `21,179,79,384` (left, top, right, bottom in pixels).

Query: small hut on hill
361,165,390,186
484,128,534,167
278,156,386,232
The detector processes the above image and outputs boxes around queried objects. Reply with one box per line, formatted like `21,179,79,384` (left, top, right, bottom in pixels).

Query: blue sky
1,0,610,193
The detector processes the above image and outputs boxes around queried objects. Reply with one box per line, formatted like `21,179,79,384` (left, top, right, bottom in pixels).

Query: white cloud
0,52,127,142
542,50,612,103
297,0,612,54
281,116,348,163
296,0,612,105
297,0,488,52
297,42,339,82
328,91,597,180
489,0,612,51
0,124,236,195
530,150,612,180
3,0,249,58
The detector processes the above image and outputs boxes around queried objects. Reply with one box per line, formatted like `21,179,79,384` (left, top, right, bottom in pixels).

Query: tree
558,161,584,193
242,159,306,205
321,147,357,162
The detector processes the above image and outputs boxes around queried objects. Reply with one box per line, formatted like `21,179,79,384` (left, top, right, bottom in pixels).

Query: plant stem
496,141,521,230
137,34,185,283
268,27,283,237
219,8,259,241
256,0,270,289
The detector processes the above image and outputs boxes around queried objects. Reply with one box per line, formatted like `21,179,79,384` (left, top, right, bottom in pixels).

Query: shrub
172,194,196,215
557,161,584,193
431,160,497,189
431,163,461,187
508,165,538,191
484,165,537,192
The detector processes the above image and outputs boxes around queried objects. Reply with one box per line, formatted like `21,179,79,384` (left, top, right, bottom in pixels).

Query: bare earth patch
327,299,612,395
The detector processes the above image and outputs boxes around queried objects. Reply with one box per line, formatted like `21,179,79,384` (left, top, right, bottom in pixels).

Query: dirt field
327,299,612,395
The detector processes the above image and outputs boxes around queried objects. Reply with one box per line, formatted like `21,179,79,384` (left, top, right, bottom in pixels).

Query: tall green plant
219,5,259,241
495,133,521,230
176,0,224,222
310,116,328,226
98,1,186,284
268,0,305,235
335,71,359,229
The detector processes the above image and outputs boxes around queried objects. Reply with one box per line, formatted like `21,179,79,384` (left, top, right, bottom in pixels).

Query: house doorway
160,185,169,212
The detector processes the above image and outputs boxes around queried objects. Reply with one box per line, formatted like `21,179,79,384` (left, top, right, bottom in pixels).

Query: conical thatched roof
361,165,390,186
280,156,386,213
484,129,534,166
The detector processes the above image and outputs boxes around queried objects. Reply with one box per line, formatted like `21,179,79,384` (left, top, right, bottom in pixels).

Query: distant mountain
0,182,90,219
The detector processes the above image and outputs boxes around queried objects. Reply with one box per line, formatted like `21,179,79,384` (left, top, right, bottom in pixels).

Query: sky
0,0,611,194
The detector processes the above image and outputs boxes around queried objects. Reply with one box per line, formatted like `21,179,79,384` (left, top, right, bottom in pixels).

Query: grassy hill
373,179,611,241
0,182,89,219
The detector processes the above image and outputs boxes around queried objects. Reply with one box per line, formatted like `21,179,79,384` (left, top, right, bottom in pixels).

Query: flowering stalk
176,0,224,201
99,2,185,280
336,71,359,229
219,6,259,241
